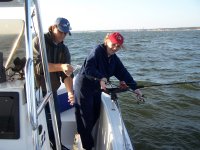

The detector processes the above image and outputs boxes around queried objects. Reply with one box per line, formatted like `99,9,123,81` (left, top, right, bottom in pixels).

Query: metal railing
24,0,61,149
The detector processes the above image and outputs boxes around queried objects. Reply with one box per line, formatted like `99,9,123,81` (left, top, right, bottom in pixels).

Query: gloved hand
134,89,145,102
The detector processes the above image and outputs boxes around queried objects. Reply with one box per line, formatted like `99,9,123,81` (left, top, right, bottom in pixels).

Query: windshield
0,19,25,68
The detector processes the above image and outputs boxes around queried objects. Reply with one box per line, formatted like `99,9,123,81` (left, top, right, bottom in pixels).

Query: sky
0,0,200,31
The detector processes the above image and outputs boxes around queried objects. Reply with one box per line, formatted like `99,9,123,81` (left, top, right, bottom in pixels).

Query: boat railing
24,0,61,149
37,91,51,115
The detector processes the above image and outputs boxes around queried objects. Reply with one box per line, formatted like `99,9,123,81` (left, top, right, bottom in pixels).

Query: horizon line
71,26,200,32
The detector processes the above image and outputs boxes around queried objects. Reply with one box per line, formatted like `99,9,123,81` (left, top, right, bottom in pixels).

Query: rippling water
66,30,200,150
1,29,199,150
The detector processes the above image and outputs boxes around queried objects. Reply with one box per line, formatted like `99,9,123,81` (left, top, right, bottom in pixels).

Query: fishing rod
86,74,200,88
85,75,145,103
134,80,200,89
74,67,200,89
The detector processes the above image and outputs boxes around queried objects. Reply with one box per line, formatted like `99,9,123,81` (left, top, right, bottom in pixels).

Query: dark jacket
33,32,71,92
77,44,137,91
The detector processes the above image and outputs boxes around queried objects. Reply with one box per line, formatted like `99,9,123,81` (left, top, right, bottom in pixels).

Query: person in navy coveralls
74,32,143,150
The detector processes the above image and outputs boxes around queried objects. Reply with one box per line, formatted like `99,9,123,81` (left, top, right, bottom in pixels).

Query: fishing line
81,75,200,102
73,65,81,72
107,81,145,104
72,64,82,75
130,80,200,89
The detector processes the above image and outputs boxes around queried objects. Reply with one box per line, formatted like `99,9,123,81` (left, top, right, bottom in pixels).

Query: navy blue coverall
74,44,137,150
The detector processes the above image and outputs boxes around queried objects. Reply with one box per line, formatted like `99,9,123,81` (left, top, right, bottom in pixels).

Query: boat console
0,19,50,150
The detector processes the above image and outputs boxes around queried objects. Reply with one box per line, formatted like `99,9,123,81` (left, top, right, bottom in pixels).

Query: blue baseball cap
55,17,72,35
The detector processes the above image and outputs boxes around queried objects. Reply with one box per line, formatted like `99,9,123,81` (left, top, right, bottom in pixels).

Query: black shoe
61,144,70,150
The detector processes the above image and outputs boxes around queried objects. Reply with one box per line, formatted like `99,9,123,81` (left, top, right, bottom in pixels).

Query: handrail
24,0,62,149
33,0,61,149
37,91,52,116
25,58,37,129
24,0,39,149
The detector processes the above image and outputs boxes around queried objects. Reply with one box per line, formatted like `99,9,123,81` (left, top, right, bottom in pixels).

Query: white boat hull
0,80,51,150
96,92,134,150
58,85,134,150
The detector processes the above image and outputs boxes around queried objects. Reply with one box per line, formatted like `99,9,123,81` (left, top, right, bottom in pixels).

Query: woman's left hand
100,78,107,91
119,81,128,89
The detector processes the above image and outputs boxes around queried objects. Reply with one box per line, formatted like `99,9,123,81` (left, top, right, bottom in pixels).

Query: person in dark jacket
33,17,74,150
74,32,143,150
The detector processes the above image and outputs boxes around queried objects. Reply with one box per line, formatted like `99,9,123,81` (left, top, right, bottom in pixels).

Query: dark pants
74,83,101,150
45,92,62,149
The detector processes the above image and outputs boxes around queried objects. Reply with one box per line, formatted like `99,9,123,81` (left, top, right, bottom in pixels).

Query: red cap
108,32,124,45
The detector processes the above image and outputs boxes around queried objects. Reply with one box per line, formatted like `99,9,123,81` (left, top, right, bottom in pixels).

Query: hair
103,33,111,46
48,25,57,32
48,25,57,41
48,26,52,32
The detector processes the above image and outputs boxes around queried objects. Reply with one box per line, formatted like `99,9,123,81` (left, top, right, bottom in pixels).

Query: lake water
66,30,200,150
1,29,200,150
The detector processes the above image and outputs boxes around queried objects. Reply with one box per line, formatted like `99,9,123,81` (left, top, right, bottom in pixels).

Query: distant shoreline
71,26,200,33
